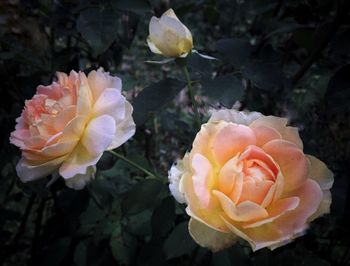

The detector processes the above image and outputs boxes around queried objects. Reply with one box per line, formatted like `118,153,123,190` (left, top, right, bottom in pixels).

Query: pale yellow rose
10,69,135,189
169,109,333,251
147,8,193,58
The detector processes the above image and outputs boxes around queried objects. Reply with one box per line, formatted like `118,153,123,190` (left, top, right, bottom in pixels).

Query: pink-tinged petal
306,155,334,190
218,155,241,195
243,197,300,228
272,179,322,237
87,69,122,102
213,190,268,222
209,109,263,125
60,115,87,142
239,180,274,205
16,156,67,182
263,140,308,192
251,126,282,147
189,218,237,252
108,101,135,150
240,145,279,176
191,153,214,208
261,172,284,207
220,215,282,251
211,123,256,165
10,129,30,148
59,143,102,179
81,115,116,156
93,88,125,120
250,116,303,149
24,136,47,150
65,165,96,190
76,72,92,115
52,106,76,132
36,82,62,100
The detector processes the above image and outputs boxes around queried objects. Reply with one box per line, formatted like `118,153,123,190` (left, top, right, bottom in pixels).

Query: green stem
108,150,158,179
182,65,201,129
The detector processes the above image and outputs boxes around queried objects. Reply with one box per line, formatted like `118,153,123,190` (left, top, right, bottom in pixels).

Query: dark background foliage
0,0,349,265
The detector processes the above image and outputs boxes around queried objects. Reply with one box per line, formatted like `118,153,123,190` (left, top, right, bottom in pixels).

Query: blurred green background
0,0,349,265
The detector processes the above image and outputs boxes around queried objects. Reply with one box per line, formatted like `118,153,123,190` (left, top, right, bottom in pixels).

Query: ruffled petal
306,155,334,190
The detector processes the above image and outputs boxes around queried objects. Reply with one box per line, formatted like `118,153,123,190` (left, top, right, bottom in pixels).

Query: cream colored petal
209,109,263,125
107,101,136,150
60,115,87,142
162,8,179,20
81,115,116,156
93,88,126,120
308,190,331,222
306,155,334,190
65,165,96,190
147,37,163,55
213,190,268,222
16,156,67,182
168,159,186,204
76,72,93,115
191,153,214,208
189,218,237,252
59,143,102,179
186,207,229,233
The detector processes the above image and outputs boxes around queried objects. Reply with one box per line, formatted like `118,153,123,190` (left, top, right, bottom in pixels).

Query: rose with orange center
169,109,333,251
10,69,135,189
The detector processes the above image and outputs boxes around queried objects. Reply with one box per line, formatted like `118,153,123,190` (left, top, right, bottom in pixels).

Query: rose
10,69,135,189
147,8,193,58
169,109,333,251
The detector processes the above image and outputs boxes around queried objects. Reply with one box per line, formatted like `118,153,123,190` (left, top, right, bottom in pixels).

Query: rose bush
10,69,135,189
147,8,193,58
169,109,333,251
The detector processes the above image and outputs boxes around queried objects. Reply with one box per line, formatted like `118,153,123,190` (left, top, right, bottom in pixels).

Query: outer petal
192,154,214,208
250,116,303,149
209,109,263,125
107,101,136,150
147,37,163,55
16,156,67,182
76,72,92,115
211,123,256,165
307,155,334,190
250,126,282,147
81,115,116,156
93,88,126,120
189,218,237,252
59,143,102,179
168,159,187,204
308,190,331,221
65,165,96,190
263,140,308,192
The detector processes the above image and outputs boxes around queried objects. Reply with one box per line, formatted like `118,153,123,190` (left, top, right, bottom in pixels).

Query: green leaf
110,223,137,265
125,209,152,236
112,0,151,14
216,38,252,68
133,78,186,125
76,7,119,55
163,221,196,260
151,197,175,238
74,241,87,266
201,75,244,106
122,179,162,215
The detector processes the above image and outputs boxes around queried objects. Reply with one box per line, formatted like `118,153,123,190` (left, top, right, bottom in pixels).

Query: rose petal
16,156,67,182
308,190,331,222
107,101,136,150
243,197,300,228
239,180,274,205
263,139,308,192
251,126,282,147
81,115,116,156
306,155,334,190
212,123,256,165
191,153,214,208
65,165,96,190
218,155,241,196
213,190,268,222
186,207,229,233
189,218,237,252
59,143,102,179
209,109,263,125
76,72,92,115
93,88,126,120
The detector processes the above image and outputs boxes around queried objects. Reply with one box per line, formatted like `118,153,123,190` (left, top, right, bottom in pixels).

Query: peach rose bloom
169,109,333,251
10,69,135,189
